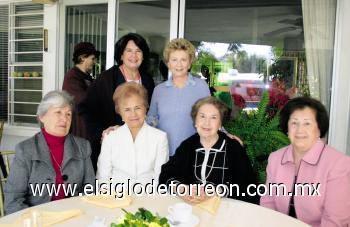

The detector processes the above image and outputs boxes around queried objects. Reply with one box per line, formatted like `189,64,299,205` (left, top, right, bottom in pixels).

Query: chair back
0,121,3,143
0,121,6,178
0,150,15,217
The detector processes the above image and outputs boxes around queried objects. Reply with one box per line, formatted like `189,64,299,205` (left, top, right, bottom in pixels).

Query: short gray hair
37,90,74,119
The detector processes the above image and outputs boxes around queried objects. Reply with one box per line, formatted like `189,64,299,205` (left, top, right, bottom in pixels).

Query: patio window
8,2,43,126
185,0,336,113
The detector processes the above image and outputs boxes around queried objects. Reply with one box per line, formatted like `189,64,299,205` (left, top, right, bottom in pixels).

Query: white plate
167,214,199,227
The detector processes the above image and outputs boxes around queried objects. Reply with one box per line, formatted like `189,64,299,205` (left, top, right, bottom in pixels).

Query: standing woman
4,91,95,214
260,97,350,227
148,38,210,156
81,33,155,171
62,42,100,139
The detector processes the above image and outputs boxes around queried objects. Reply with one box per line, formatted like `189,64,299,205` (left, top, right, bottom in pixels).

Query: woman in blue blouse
147,38,210,156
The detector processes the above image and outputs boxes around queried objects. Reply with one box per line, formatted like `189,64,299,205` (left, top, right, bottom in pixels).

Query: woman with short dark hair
80,33,155,171
62,42,100,139
260,97,350,227
114,33,150,74
159,96,258,204
191,96,228,123
279,97,329,138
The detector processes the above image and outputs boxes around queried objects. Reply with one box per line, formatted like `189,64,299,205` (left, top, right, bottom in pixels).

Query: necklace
120,65,141,82
50,152,63,176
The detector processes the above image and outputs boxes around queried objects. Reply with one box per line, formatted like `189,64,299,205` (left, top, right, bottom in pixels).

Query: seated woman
4,90,95,214
260,97,350,227
96,82,169,187
159,96,258,204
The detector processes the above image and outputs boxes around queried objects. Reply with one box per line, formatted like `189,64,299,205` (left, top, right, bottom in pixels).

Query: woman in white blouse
96,82,169,187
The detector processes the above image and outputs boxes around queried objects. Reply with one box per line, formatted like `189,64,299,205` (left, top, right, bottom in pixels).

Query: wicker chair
0,150,15,216
0,121,16,216
0,121,5,177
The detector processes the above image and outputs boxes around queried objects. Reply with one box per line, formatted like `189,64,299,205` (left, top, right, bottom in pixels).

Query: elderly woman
159,96,258,204
260,97,350,227
148,38,210,156
4,90,95,214
96,82,168,187
62,42,100,139
81,33,155,171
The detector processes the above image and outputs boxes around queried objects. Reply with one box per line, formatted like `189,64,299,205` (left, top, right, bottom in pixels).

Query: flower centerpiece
111,208,170,227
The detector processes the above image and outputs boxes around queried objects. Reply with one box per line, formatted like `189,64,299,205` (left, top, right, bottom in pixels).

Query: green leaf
111,208,169,227
159,217,168,225
224,91,289,183
143,209,154,221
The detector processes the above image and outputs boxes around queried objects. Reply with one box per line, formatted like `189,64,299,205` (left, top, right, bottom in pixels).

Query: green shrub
224,92,290,183
214,91,232,109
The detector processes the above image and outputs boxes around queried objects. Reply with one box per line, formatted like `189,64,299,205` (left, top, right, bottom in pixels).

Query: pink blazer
260,139,350,227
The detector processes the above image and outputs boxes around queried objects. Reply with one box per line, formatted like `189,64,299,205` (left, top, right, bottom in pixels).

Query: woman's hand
100,125,119,143
220,127,244,145
182,194,210,204
178,185,211,204
226,133,243,146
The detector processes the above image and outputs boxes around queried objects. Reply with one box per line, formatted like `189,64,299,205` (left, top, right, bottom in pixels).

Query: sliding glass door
118,0,170,84
64,3,108,77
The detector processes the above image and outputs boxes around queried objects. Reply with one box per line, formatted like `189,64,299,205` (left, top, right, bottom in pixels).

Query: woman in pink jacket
260,97,350,227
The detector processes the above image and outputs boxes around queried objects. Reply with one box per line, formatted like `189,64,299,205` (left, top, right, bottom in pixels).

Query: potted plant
224,92,290,183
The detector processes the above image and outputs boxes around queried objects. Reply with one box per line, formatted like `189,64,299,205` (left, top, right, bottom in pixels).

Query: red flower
232,93,246,109
268,89,289,117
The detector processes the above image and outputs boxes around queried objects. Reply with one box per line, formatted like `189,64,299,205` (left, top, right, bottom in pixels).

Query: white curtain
302,0,336,108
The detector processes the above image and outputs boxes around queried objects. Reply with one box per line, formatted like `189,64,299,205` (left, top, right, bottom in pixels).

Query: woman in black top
159,96,258,204
80,33,155,171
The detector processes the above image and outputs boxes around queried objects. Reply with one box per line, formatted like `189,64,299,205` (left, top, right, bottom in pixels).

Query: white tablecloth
0,195,310,227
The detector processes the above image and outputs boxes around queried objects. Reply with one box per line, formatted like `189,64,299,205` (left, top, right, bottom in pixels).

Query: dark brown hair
114,33,150,73
280,97,329,138
191,96,228,123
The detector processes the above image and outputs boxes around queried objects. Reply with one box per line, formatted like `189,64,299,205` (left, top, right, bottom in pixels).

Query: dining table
0,194,310,227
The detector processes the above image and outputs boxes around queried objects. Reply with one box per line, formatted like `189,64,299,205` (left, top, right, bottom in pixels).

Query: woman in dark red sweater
62,42,100,139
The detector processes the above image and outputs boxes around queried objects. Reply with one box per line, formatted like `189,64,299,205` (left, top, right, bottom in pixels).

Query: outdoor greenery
231,51,267,74
224,92,290,183
191,41,269,88
191,43,219,74
214,91,232,109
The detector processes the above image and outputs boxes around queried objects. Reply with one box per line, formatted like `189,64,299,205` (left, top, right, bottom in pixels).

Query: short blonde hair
163,38,196,63
191,96,228,123
113,82,148,114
